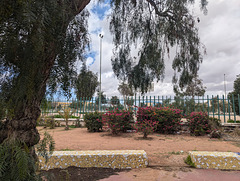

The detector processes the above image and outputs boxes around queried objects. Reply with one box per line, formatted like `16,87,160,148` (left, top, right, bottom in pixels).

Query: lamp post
99,34,103,111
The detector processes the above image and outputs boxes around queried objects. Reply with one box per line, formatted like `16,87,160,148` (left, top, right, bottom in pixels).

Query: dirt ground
38,127,240,181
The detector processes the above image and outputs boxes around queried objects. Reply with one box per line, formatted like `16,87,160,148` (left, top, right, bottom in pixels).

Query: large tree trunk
0,0,91,148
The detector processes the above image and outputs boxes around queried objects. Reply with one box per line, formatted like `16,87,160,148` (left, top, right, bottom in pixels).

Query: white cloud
84,0,240,98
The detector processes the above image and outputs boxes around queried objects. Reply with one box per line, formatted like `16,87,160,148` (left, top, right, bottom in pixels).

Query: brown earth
38,127,240,181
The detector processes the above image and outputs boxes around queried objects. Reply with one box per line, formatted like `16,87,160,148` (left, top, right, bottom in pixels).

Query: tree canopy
174,74,206,98
0,0,208,147
110,0,207,93
75,62,99,100
228,75,240,115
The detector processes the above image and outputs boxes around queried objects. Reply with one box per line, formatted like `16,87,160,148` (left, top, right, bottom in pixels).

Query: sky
82,0,240,98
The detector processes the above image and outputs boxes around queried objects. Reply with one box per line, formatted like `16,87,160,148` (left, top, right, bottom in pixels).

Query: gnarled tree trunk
0,0,91,149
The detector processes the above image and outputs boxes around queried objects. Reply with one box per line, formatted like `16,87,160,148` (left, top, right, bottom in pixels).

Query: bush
187,112,212,136
227,119,240,123
103,108,134,135
135,119,158,138
84,112,103,132
137,107,183,134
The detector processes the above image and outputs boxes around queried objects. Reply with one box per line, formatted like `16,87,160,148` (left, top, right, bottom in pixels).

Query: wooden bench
189,151,240,170
38,150,148,170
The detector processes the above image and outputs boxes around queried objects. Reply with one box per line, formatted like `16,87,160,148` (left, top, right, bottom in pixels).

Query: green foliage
0,99,6,121
228,75,240,115
53,114,78,119
75,62,99,100
174,74,206,98
103,108,134,135
84,112,103,132
137,107,183,134
0,0,90,121
227,120,240,123
58,108,75,130
118,82,134,97
110,0,208,93
110,96,120,106
36,131,55,164
0,139,37,181
95,91,107,105
187,112,212,136
185,155,195,167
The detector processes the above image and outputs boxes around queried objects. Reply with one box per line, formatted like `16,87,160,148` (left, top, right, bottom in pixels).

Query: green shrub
187,112,212,136
103,108,134,135
184,155,195,167
227,119,240,123
84,112,103,132
53,114,79,119
137,106,183,134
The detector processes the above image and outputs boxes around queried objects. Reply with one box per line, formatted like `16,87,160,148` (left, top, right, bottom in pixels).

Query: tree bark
0,0,91,147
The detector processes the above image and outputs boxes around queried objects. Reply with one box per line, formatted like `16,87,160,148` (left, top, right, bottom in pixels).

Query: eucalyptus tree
0,0,208,150
174,74,206,98
75,62,99,100
228,75,240,115
110,0,208,93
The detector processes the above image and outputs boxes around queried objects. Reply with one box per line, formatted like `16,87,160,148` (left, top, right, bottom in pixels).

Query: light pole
99,34,103,111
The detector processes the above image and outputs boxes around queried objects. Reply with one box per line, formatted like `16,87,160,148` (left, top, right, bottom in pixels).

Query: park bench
39,150,148,170
189,151,240,170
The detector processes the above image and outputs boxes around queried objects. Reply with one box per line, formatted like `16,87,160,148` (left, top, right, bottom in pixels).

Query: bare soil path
38,127,240,181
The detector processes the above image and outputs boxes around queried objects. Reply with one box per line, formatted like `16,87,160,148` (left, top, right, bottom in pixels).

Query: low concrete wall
38,150,148,170
189,151,240,170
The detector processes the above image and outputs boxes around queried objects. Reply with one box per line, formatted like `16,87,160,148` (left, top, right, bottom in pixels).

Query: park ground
38,127,240,181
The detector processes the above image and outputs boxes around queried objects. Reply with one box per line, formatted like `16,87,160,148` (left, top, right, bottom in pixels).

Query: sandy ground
38,127,240,181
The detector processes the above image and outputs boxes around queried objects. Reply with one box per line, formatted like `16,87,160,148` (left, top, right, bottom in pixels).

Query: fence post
154,96,156,107
232,94,236,122
228,96,231,121
212,95,215,118
238,94,240,116
150,96,151,107
202,96,204,113
222,95,226,123
217,95,220,120
142,96,145,107
162,96,164,107
207,95,210,117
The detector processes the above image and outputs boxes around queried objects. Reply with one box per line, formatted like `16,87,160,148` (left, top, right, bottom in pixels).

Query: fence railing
40,95,240,123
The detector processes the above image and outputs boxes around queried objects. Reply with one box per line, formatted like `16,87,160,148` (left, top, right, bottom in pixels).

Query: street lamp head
99,34,104,38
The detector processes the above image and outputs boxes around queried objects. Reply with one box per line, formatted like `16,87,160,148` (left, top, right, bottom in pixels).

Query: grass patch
184,155,195,167
168,151,184,155
60,148,75,151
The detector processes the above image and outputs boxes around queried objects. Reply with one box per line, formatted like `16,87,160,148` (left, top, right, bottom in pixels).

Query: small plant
84,112,103,132
36,131,55,163
184,155,195,167
45,117,55,129
58,108,75,130
74,119,82,128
